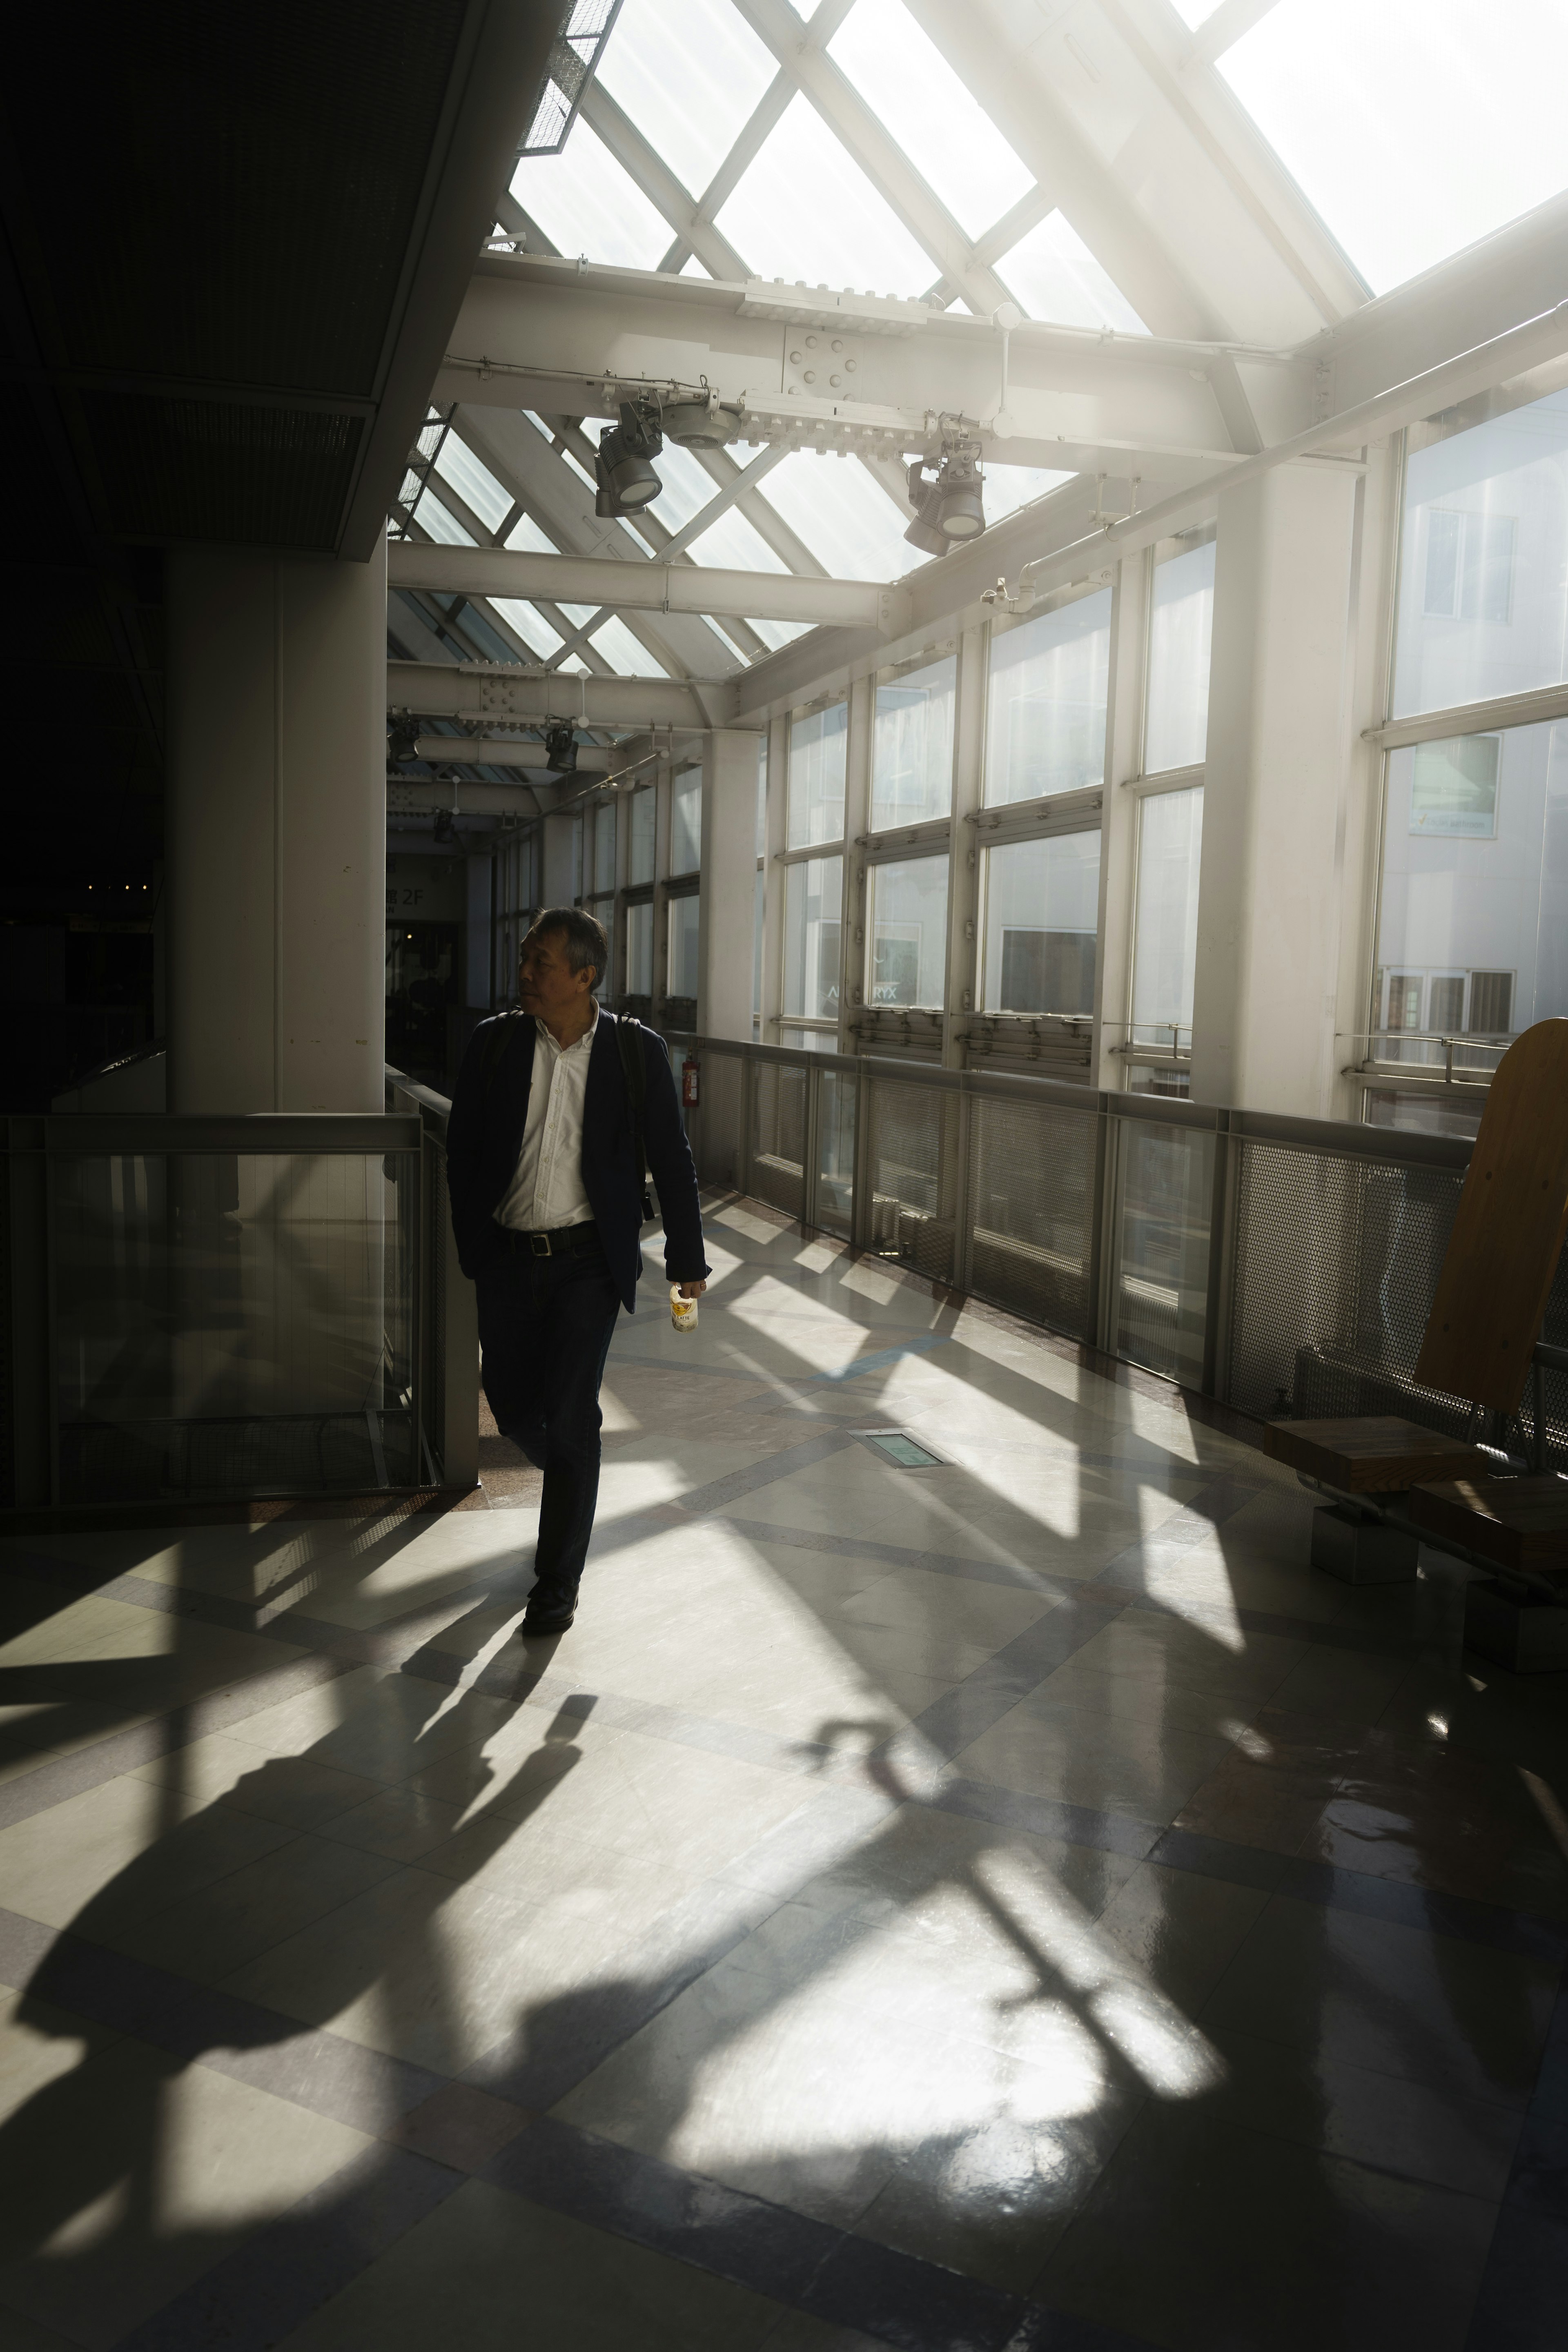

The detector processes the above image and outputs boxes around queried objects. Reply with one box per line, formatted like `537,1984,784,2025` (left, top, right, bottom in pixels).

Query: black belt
501,1220,601,1258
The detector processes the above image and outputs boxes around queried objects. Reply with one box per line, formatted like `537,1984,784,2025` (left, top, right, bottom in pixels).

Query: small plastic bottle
670,1284,699,1332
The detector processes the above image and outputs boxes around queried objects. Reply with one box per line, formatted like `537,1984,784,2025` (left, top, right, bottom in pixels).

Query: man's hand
677,1280,707,1300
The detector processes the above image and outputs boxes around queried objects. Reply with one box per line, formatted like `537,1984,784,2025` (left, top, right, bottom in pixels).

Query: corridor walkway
0,1195,1564,2350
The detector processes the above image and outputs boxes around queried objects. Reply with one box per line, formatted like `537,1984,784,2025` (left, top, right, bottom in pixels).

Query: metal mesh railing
664,1029,1568,1471
967,1091,1096,1339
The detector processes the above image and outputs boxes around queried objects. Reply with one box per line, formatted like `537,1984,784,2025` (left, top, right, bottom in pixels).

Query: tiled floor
0,1193,1565,2350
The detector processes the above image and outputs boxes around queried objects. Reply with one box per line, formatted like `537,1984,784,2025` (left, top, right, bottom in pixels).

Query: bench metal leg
1310,1503,1419,1585
1464,1579,1568,1674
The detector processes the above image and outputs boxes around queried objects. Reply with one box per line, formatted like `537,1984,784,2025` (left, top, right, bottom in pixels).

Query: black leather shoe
522,1595,577,1636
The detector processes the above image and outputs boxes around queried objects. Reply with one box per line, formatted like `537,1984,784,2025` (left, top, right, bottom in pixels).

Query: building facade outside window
986,586,1111,806
871,650,955,827
1144,527,1215,776
981,831,1100,1014
671,766,702,875
787,702,847,846
628,785,656,886
868,853,949,1009
1372,384,1568,1123
783,855,843,1025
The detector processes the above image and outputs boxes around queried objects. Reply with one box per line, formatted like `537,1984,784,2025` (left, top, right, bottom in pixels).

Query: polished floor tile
0,1196,1560,2349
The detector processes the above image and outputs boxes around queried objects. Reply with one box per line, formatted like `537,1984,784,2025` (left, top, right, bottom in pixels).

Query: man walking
445,907,709,1635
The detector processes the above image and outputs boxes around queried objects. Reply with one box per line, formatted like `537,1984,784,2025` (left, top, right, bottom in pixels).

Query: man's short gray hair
524,906,608,991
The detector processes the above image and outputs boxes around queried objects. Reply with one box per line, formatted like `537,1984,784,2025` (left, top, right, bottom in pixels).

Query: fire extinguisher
682,1054,700,1109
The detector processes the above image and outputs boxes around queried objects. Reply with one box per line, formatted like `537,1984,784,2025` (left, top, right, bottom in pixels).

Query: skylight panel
715,92,936,297
985,463,1076,524
826,0,1032,242
415,492,476,547
996,209,1148,334
511,114,672,271
596,0,775,201
505,511,559,555
748,618,813,650
490,599,565,656
752,449,929,579
1219,0,1568,296
435,437,512,535
686,501,790,574
590,615,670,675
1170,0,1226,23
643,440,723,536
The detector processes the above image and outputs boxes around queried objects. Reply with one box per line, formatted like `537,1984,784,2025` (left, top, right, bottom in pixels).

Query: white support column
943,624,987,1067
167,542,385,1114
760,713,788,1041
1189,463,1361,1116
698,730,761,1041
839,676,873,1050
1096,552,1148,1092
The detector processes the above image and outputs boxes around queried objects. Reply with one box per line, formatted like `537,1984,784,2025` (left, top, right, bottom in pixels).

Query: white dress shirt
493,1007,598,1233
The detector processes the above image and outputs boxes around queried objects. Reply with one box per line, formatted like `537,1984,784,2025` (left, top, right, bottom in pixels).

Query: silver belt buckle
529,1231,552,1257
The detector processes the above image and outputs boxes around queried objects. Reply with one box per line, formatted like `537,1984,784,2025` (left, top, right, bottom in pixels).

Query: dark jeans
474,1225,621,1601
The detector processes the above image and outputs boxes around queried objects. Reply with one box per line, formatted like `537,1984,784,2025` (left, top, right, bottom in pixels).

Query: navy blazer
444,1007,710,1313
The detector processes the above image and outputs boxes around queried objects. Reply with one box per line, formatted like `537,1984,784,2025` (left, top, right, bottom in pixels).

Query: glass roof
595,0,775,199
996,210,1147,335
750,450,929,581
1220,0,1568,295
825,0,1032,243
715,92,936,297
511,114,670,269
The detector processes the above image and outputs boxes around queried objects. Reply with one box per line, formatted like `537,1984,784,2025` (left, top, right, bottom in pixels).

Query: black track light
388,712,421,763
903,440,987,551
594,397,664,517
432,808,457,845
544,720,578,773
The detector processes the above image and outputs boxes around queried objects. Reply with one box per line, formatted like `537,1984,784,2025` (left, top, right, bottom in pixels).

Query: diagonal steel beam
577,82,750,281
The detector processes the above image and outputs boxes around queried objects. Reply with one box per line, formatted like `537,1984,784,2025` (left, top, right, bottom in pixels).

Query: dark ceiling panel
79,395,365,547
7,1,470,397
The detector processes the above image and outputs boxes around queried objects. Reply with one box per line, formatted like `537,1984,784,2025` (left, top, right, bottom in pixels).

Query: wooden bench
1264,1021,1568,1661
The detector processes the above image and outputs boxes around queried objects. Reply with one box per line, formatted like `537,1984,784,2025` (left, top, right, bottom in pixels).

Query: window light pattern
1220,0,1568,296
596,0,775,203
826,0,1031,243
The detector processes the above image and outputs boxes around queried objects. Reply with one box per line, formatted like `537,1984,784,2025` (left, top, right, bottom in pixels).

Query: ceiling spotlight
594,397,663,516
662,389,742,448
388,712,421,763
544,720,578,773
904,439,987,551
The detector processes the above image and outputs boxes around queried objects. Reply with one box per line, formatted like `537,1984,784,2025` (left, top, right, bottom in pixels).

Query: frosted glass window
505,510,558,554
871,655,955,828
755,736,768,857
434,438,512,534
626,900,653,997
1145,534,1216,775
1376,719,1568,1063
784,856,844,1020
1392,389,1568,719
592,804,616,893
986,590,1111,806
982,832,1100,1014
671,768,702,874
1131,788,1203,1044
826,0,1031,241
715,92,935,298
668,894,701,1000
995,210,1147,334
1219,0,1568,297
511,115,671,271
597,0,775,200
788,704,847,846
869,855,948,1009
628,788,656,885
